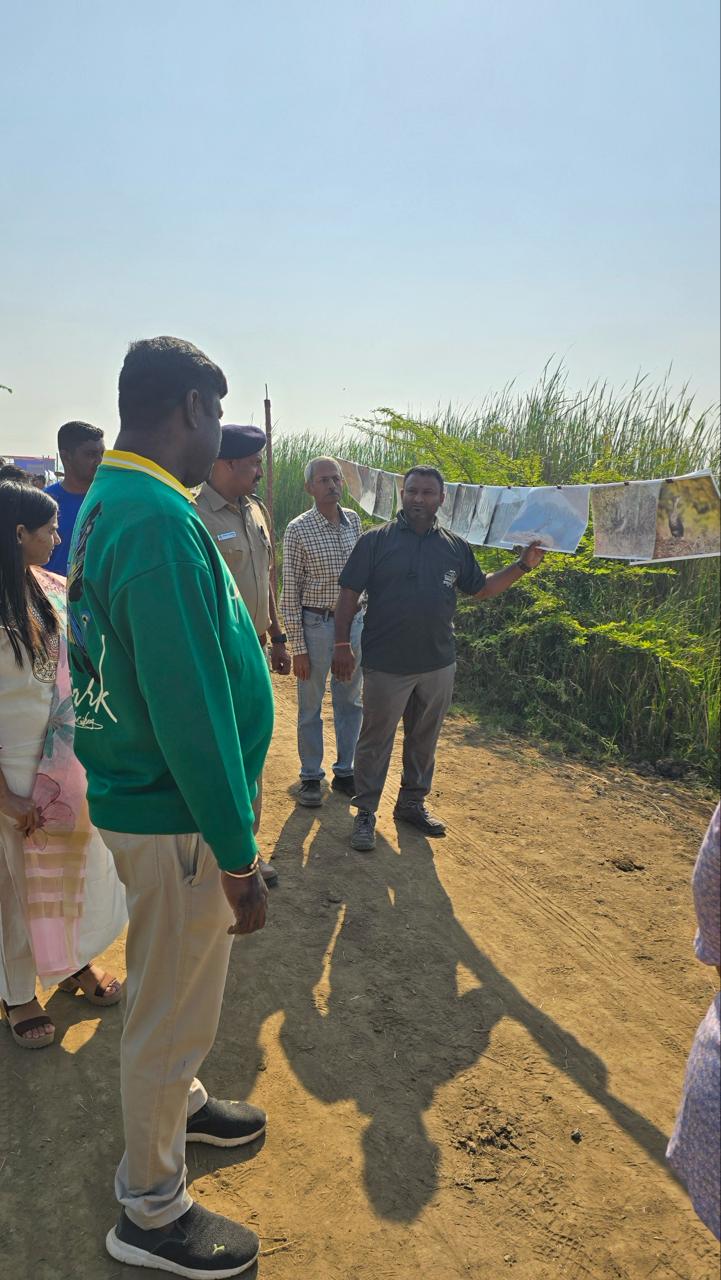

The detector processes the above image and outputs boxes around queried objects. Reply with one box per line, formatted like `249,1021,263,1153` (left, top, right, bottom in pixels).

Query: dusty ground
1,676,719,1280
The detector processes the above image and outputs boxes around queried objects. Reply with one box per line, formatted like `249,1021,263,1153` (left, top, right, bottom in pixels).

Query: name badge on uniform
217,531,237,542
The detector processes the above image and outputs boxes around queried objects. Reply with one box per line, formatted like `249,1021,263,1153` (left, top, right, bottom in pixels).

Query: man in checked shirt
282,457,364,807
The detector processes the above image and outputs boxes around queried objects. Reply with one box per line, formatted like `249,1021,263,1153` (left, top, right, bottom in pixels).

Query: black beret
218,424,267,460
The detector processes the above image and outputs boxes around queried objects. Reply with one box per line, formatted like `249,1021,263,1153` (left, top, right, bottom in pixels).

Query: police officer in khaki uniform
196,424,291,886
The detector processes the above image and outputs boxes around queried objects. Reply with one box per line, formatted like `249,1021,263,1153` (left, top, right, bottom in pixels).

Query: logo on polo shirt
443,569,458,587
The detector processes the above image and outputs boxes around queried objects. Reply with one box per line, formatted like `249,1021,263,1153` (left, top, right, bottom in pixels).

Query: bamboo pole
264,384,277,593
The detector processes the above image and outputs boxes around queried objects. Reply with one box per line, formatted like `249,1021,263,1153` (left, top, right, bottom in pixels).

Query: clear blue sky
1,0,719,456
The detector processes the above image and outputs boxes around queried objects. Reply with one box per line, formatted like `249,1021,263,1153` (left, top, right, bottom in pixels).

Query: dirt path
1,677,719,1279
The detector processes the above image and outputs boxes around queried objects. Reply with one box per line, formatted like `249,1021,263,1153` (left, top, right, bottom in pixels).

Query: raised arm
474,542,545,600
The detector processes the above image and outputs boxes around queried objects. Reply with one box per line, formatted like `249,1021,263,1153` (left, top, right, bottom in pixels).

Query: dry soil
1,678,719,1280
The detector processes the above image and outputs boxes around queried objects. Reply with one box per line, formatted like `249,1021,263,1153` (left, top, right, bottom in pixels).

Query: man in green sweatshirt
67,336,274,1279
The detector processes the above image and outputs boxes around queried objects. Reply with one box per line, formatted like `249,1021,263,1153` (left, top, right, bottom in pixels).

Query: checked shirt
281,505,362,655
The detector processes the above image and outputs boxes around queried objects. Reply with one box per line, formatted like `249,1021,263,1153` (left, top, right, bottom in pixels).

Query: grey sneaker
350,809,376,851
106,1202,259,1275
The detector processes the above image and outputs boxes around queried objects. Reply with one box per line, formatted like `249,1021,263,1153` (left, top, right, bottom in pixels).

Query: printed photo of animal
591,482,661,559
652,473,721,562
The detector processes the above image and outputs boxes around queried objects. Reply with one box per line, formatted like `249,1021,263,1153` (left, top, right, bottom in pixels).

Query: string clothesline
336,460,721,565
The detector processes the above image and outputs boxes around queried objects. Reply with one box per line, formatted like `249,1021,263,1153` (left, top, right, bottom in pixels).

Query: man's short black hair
118,336,228,431
57,421,104,453
403,465,444,491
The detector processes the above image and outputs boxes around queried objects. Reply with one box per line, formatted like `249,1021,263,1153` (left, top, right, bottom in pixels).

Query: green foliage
263,366,720,782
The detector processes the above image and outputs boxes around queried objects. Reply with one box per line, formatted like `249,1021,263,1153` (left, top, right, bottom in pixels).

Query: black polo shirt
338,512,486,674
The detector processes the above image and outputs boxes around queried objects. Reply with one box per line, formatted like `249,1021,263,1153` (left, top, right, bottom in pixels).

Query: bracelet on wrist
223,855,260,879
270,633,287,645
515,559,533,574
334,642,352,649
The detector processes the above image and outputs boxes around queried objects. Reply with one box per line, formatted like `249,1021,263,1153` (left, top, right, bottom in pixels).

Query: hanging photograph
503,485,590,554
374,469,396,521
338,457,362,502
484,487,528,548
393,473,404,509
466,485,501,545
436,482,459,529
591,479,663,560
450,484,480,539
358,465,379,515
642,472,721,563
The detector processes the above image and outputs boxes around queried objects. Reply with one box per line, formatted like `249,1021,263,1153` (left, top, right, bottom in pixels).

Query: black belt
303,606,335,619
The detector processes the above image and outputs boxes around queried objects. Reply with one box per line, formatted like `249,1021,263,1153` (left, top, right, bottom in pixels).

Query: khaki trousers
99,830,234,1230
353,663,456,814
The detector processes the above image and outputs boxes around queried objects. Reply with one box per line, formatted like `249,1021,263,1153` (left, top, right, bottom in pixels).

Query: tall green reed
261,366,720,781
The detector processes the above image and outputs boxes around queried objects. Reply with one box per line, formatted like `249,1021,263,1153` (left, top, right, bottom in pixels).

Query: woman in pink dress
0,479,126,1048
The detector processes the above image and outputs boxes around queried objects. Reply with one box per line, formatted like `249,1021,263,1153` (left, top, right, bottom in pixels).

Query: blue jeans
297,611,364,781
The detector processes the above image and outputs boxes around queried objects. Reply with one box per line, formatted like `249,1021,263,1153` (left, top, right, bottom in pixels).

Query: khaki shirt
196,483,273,635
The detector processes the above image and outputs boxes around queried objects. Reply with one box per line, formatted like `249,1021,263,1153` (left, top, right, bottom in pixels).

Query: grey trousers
353,663,456,814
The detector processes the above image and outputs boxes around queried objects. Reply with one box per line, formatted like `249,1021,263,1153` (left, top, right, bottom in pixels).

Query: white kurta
0,628,126,1001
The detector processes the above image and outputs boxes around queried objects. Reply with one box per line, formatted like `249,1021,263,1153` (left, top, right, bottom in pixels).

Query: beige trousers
99,830,234,1230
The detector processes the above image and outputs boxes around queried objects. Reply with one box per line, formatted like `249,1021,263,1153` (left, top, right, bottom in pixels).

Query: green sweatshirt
67,450,274,870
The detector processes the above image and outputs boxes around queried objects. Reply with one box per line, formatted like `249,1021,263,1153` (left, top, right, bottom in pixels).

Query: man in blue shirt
45,421,105,575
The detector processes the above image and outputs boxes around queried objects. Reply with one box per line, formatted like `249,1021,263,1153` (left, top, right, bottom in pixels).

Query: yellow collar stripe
100,450,194,502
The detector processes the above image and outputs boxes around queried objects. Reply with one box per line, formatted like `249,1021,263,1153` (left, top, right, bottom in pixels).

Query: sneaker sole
296,796,323,807
350,839,376,852
106,1228,259,1278
186,1122,266,1148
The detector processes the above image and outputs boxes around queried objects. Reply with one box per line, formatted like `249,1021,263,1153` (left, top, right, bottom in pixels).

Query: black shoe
106,1203,259,1276
186,1097,267,1148
297,779,322,807
258,858,279,888
393,804,446,837
331,773,355,797
350,809,377,852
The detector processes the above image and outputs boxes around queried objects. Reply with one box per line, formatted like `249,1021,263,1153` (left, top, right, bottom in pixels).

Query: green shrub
262,366,720,782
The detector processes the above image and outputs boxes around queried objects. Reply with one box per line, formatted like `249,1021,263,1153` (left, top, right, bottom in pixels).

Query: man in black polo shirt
332,465,545,851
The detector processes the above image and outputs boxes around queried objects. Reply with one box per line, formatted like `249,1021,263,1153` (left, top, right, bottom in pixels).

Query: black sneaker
393,804,446,837
186,1097,267,1148
331,773,355,797
258,858,279,888
297,779,322,807
106,1203,259,1276
350,809,376,851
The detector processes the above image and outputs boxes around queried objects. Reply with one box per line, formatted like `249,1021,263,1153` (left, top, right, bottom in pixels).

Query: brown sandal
1,998,56,1050
58,963,122,1007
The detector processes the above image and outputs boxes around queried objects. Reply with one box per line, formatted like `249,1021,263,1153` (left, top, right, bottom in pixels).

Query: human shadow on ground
217,798,679,1225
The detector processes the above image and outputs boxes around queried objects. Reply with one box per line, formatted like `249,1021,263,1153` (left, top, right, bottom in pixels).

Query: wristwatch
270,632,287,645
515,559,533,574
